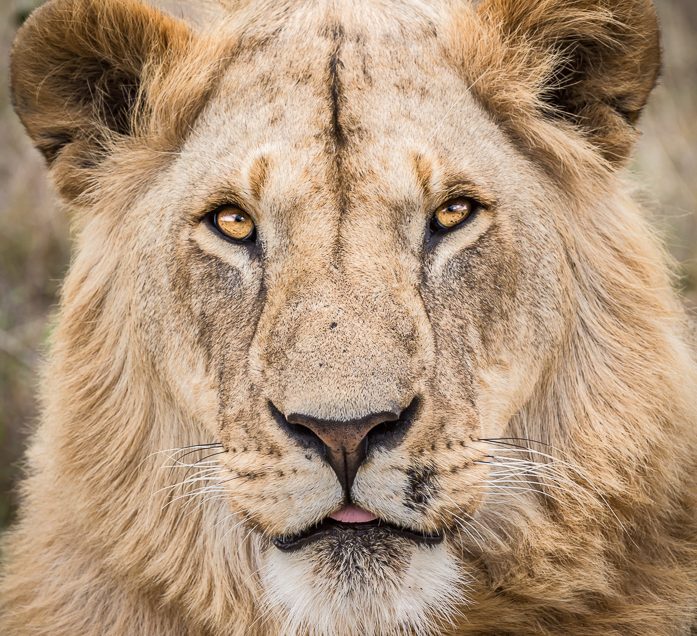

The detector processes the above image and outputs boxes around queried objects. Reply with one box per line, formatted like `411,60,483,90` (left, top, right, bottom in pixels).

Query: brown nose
275,401,417,493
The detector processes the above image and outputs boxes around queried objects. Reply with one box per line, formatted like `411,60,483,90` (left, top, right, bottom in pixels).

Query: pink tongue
329,505,379,524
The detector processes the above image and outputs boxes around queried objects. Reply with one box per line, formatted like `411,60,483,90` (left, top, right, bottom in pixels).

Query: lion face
10,0,672,634
125,13,571,630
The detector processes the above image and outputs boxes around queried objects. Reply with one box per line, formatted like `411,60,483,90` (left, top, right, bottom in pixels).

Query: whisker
479,458,599,500
482,484,569,506
476,440,629,536
167,444,225,466
438,491,507,550
175,450,229,479
161,460,221,469
480,437,552,449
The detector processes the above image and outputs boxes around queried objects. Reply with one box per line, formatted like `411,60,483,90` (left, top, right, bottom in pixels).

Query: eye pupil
432,197,477,233
211,206,256,242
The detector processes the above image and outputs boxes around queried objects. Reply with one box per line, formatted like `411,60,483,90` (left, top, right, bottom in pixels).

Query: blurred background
1,0,696,530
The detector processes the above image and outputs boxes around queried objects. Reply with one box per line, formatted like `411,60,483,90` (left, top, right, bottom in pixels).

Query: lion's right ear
10,0,195,200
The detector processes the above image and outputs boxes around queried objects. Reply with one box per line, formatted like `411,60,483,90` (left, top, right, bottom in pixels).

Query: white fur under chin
261,542,468,636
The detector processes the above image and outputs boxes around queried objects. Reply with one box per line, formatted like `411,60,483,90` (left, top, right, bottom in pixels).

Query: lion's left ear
478,0,661,166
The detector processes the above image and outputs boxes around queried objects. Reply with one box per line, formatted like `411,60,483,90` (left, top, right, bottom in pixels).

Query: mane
461,184,697,630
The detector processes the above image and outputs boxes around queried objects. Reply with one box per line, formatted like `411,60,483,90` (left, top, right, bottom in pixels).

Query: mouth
272,505,444,552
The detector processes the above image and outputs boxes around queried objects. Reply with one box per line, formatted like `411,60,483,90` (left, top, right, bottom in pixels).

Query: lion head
3,0,696,634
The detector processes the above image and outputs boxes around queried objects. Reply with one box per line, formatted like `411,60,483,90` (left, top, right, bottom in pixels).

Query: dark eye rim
206,205,258,244
428,196,483,239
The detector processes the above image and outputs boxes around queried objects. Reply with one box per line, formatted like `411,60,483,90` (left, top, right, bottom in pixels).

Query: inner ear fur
478,0,661,166
10,0,196,200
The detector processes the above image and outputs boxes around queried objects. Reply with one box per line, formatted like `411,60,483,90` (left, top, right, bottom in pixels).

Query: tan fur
2,0,696,634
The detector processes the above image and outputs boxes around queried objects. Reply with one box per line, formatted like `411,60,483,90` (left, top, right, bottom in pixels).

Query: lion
2,0,696,633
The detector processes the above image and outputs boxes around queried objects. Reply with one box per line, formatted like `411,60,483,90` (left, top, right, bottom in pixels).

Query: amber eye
431,197,477,233
211,206,256,242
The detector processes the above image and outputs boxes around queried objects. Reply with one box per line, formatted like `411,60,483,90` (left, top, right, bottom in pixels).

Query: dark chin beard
299,527,417,585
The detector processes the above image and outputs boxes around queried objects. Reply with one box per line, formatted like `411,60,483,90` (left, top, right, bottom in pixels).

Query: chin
260,522,467,636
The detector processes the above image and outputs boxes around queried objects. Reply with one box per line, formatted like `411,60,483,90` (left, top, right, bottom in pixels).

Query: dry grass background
0,0,695,529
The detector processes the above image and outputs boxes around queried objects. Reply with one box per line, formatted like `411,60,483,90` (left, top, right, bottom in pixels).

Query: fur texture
2,0,696,634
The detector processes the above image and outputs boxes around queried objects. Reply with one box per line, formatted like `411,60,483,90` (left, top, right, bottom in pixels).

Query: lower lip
272,517,444,552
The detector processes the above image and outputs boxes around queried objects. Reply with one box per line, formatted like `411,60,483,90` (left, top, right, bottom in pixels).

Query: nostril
289,422,324,448
269,402,325,452
366,397,420,452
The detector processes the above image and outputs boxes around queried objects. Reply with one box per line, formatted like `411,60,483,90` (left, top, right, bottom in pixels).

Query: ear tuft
477,0,661,166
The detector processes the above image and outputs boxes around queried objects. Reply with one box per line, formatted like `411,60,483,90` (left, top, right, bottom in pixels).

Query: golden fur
2,0,696,634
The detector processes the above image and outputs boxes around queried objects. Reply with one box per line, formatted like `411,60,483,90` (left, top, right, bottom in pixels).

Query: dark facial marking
324,21,351,248
404,463,438,511
327,23,347,150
